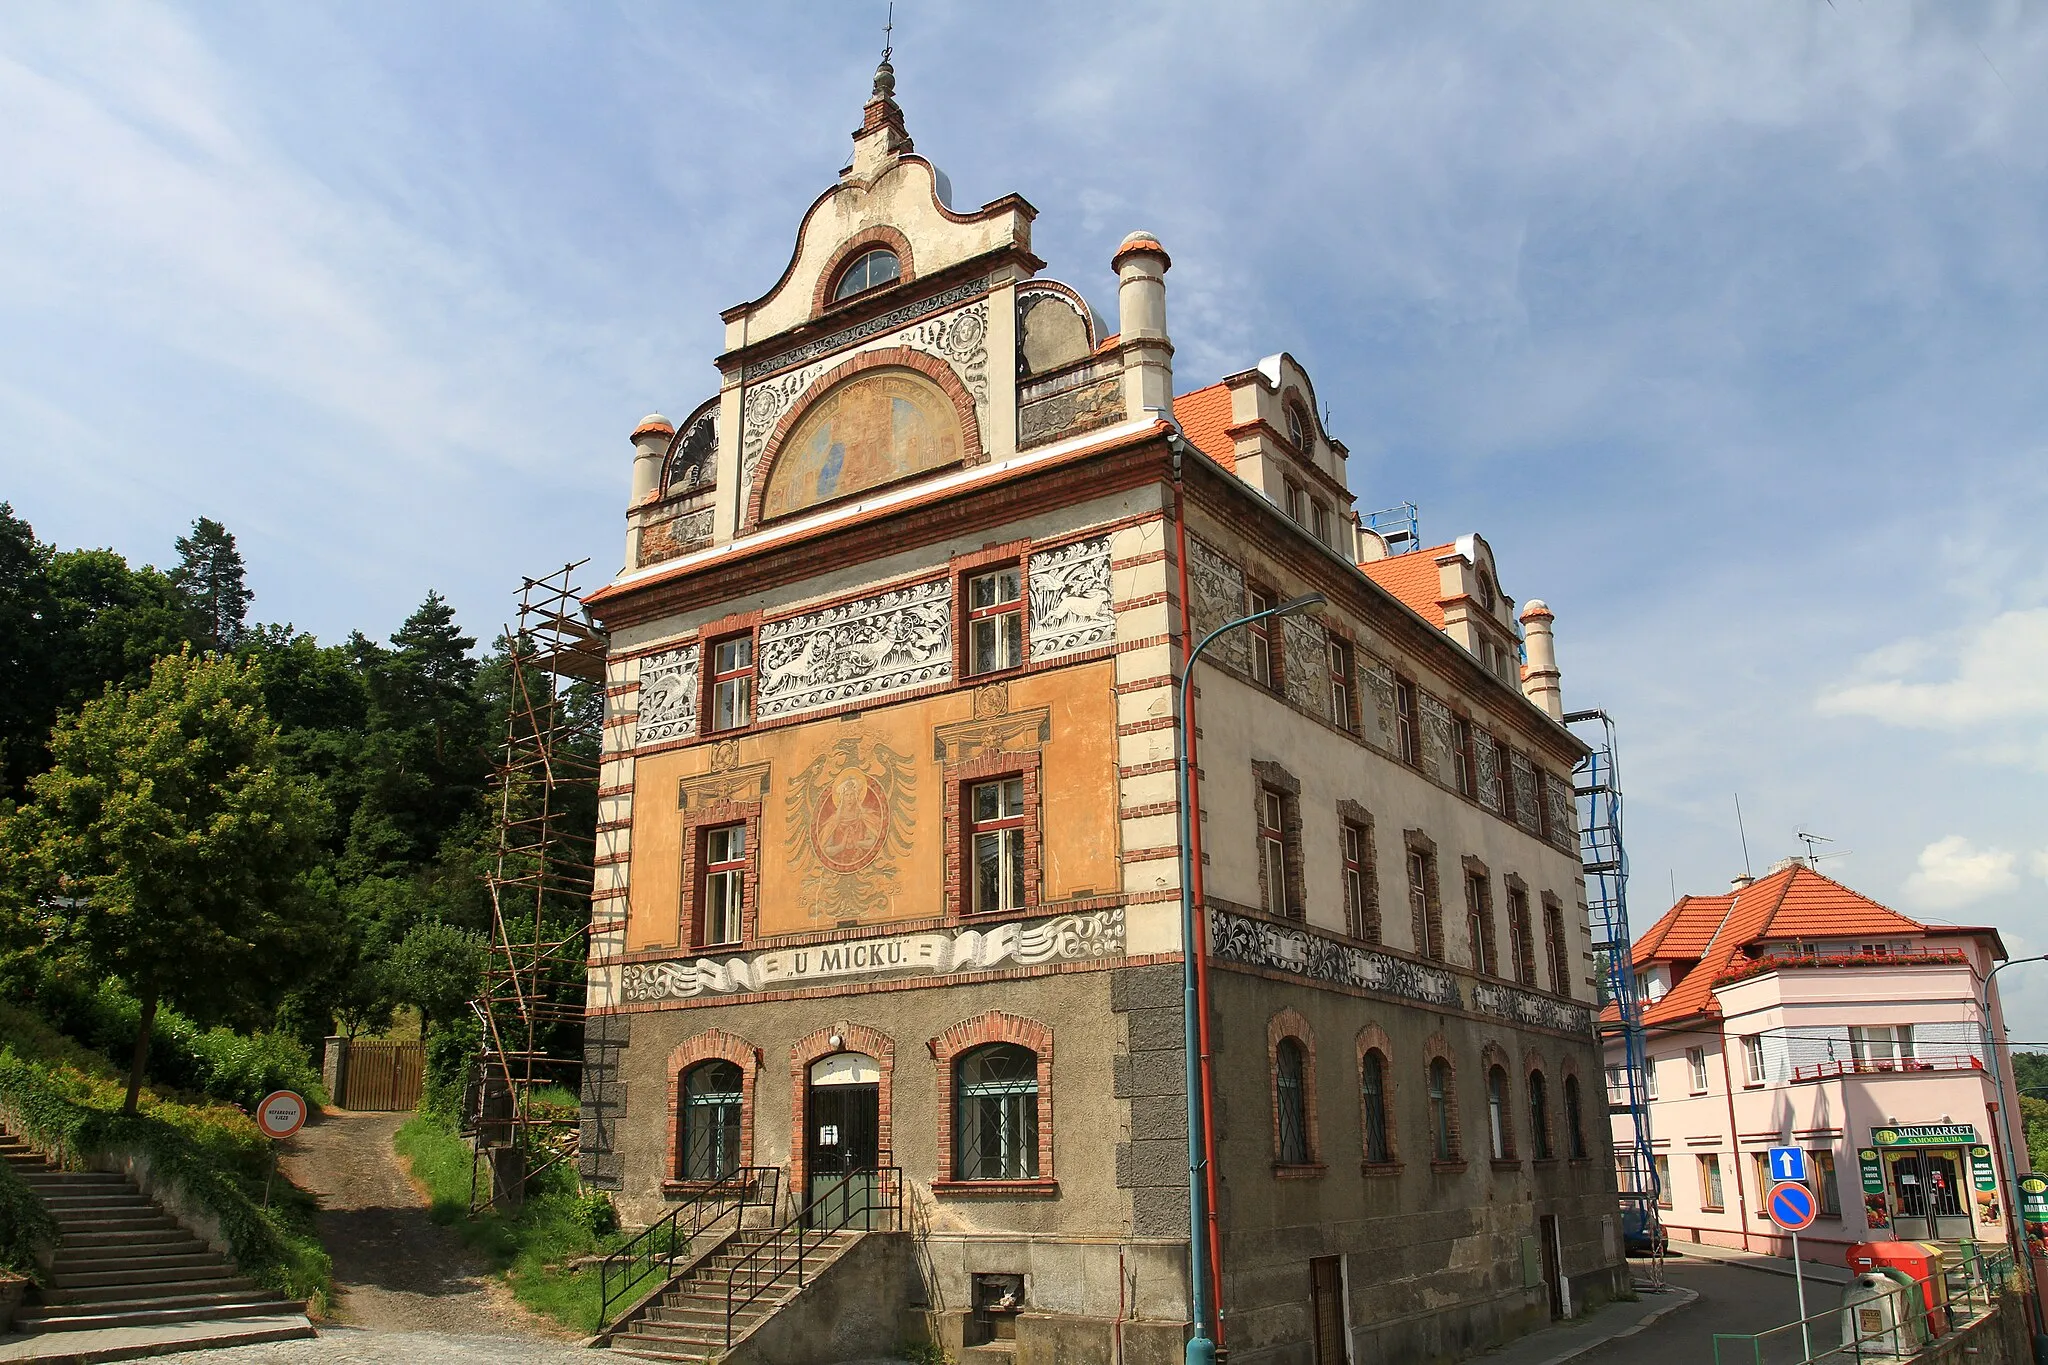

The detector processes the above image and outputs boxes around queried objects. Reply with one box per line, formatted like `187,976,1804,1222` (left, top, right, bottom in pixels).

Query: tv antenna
1795,830,1849,868
882,1,894,62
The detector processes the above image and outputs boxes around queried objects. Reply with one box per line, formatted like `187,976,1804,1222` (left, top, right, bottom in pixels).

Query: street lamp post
1977,952,2048,1359
1175,591,1325,1365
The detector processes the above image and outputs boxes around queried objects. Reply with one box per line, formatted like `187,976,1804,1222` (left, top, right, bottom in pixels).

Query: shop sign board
1870,1123,1977,1147
1859,1148,1891,1229
1969,1145,1998,1194
2020,1173,2048,1227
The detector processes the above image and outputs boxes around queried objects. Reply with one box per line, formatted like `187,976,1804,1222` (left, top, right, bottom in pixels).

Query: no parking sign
256,1090,307,1141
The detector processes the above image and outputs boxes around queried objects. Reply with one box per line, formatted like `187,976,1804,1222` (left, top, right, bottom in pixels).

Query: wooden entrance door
1539,1215,1567,1319
1309,1256,1348,1365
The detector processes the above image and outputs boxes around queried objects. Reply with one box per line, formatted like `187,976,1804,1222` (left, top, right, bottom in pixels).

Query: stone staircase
609,1226,864,1362
1,1125,313,1347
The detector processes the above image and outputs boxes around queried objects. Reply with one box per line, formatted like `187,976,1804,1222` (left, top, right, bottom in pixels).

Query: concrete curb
0,1315,315,1364
1527,1286,1701,1365
1666,1241,1852,1287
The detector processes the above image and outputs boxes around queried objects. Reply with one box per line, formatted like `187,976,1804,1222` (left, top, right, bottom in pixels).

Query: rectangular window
1752,1152,1773,1207
1687,1046,1709,1094
1451,718,1475,797
1248,589,1275,689
1506,885,1535,984
966,566,1024,676
1849,1025,1914,1066
1464,871,1496,975
710,635,755,732
1643,1055,1660,1100
1259,789,1293,919
1743,1035,1767,1086
1407,848,1443,959
1311,500,1331,545
1655,1154,1672,1208
1496,741,1517,822
969,777,1028,915
1535,769,1554,840
701,823,747,946
1395,679,1418,767
1543,897,1570,996
1328,639,1354,731
1699,1154,1724,1210
1342,821,1372,940
1604,1064,1628,1106
1284,481,1305,524
1812,1152,1841,1216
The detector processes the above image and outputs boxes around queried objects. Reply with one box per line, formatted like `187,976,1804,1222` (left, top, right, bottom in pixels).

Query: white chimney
1113,232,1173,420
1519,599,1563,721
625,414,673,570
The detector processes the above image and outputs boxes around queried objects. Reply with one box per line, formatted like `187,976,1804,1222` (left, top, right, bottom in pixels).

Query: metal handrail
724,1166,904,1345
598,1165,780,1329
1791,1053,1986,1082
1708,1243,2018,1363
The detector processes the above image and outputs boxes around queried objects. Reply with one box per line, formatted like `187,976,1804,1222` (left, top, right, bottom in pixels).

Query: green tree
386,919,486,1037
0,648,327,1112
169,517,253,653
0,504,62,797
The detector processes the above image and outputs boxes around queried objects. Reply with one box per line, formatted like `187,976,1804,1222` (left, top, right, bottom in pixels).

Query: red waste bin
1846,1241,1949,1337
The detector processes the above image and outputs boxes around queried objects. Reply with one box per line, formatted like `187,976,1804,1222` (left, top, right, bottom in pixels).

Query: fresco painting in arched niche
764,369,962,520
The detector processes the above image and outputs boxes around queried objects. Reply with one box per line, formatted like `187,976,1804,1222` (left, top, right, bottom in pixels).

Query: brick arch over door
929,1010,1056,1187
743,346,987,532
788,1021,897,1198
666,1029,764,1184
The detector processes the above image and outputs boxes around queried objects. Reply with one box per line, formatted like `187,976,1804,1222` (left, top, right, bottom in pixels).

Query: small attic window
833,248,900,301
1476,572,1496,611
1285,403,1309,453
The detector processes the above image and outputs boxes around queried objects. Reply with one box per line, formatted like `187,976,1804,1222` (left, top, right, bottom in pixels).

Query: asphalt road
1578,1259,1828,1365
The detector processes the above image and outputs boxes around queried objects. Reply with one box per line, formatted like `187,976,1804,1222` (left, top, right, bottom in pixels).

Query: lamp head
1276,593,1326,616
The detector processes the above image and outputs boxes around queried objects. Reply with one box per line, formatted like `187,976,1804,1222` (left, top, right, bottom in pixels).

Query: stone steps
609,1229,865,1362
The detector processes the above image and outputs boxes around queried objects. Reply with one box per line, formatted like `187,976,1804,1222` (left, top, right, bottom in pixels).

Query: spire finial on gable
852,0,912,170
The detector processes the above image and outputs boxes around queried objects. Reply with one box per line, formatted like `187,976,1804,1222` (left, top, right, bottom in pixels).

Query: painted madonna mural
762,368,964,519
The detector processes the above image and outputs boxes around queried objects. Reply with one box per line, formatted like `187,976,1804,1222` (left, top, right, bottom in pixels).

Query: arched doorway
805,1051,881,1226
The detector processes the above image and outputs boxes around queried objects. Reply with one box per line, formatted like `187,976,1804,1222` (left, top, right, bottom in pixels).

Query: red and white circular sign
255,1090,307,1140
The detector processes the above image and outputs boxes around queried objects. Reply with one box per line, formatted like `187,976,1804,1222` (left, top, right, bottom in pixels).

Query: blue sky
4,4,2045,1036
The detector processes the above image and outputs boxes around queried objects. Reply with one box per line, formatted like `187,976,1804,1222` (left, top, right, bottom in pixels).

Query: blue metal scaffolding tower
1565,708,1662,1269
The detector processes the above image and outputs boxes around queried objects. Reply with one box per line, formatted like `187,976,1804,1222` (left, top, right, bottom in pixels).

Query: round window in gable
1285,403,1308,453
833,247,901,302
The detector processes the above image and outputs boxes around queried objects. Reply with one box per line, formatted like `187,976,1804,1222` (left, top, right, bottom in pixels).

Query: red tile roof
1625,865,1955,1026
1174,383,1236,472
1360,543,1456,628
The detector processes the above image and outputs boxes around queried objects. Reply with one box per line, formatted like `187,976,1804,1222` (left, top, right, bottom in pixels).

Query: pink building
1606,862,2023,1260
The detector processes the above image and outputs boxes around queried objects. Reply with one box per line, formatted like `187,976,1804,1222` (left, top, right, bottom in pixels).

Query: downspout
1171,437,1228,1343
1716,1038,1754,1252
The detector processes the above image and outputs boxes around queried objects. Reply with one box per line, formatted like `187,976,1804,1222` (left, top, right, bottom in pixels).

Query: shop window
1487,1066,1514,1161
1506,884,1536,985
1698,1153,1725,1210
1361,1049,1393,1165
1428,1057,1458,1162
969,777,1028,915
709,634,755,732
1686,1046,1709,1094
679,1060,744,1182
1563,1075,1587,1159
832,247,900,301
1528,1069,1552,1160
699,823,748,947
954,1043,1040,1181
1464,870,1497,976
966,566,1024,676
1328,639,1355,732
1276,1039,1311,1165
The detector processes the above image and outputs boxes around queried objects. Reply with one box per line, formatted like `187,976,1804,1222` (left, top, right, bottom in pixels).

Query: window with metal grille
679,1060,743,1181
1465,871,1497,976
832,247,900,301
966,566,1024,676
1564,1075,1587,1159
1248,589,1275,688
969,777,1027,915
701,823,747,946
1487,1066,1513,1160
1428,1058,1456,1161
1507,885,1535,984
1361,1049,1391,1164
955,1044,1038,1180
1275,1037,1310,1164
710,635,754,731
1260,790,1292,919
1342,821,1373,941
1528,1070,1552,1159
1328,639,1354,731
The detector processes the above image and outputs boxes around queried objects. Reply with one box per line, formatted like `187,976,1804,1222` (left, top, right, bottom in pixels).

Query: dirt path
276,1108,567,1338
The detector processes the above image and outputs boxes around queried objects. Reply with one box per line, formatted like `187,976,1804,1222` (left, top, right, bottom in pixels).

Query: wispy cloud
1901,836,2021,912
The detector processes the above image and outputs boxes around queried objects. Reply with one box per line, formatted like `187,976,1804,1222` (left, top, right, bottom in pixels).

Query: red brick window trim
1327,636,1357,734
706,631,757,734
813,226,916,316
1357,1023,1398,1171
941,751,1043,922
1483,1044,1518,1164
678,802,763,953
1560,1057,1590,1162
1246,584,1279,691
1405,830,1445,961
1337,805,1378,944
963,561,1028,679
1525,1048,1556,1163
1504,875,1537,986
1268,1009,1324,1176
664,1030,761,1193
788,1022,896,1201
929,1011,1056,1193
1462,855,1497,977
1425,1032,1462,1169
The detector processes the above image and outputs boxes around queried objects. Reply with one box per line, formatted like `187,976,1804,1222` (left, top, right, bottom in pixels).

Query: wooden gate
340,1041,425,1112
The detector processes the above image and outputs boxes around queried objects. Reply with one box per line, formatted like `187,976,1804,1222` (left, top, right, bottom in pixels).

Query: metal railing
1790,1054,1986,1083
1709,1244,2016,1363
725,1166,904,1345
598,1166,780,1330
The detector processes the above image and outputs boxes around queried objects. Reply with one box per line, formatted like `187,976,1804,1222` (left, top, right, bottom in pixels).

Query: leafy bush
0,1050,330,1306
0,1157,57,1280
422,1015,481,1122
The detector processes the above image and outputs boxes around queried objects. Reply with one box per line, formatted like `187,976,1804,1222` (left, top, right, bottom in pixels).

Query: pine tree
170,517,253,652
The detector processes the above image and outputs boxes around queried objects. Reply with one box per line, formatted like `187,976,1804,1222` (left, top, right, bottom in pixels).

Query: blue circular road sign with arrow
1767,1179,1818,1232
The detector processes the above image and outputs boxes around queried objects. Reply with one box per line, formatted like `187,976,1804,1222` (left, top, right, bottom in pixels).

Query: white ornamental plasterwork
1474,730,1503,813
1282,616,1331,722
1028,535,1115,662
1471,980,1594,1036
755,577,953,721
1510,752,1543,835
1417,691,1455,785
1544,772,1579,850
617,907,1124,1002
1186,537,1248,674
634,645,699,746
739,359,829,504
1208,908,1462,1009
898,301,990,406
1363,657,1397,752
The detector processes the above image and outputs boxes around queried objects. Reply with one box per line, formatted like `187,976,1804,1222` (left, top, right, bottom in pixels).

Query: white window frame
1687,1046,1709,1094
702,823,747,946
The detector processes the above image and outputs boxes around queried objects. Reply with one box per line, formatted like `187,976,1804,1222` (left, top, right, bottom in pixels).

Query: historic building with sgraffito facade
579,59,1626,1365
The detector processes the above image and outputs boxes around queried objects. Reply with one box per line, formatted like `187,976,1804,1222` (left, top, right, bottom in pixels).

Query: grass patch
395,1112,623,1334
